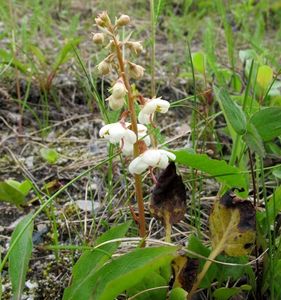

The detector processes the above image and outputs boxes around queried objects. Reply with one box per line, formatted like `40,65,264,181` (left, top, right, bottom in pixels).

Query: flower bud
112,80,127,98
97,60,110,75
128,62,145,80
95,11,111,28
107,95,125,110
92,33,104,44
126,41,143,55
116,14,130,27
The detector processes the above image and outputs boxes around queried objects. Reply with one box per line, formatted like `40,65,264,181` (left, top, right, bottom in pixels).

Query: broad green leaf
63,221,131,300
213,287,241,300
238,49,256,63
0,181,26,206
273,166,281,179
174,150,248,192
127,271,167,300
213,284,252,300
91,246,177,300
214,87,247,135
209,191,256,256
251,107,281,141
40,148,59,164
6,180,32,196
243,124,265,157
169,287,188,300
257,65,273,90
9,214,34,300
192,52,205,74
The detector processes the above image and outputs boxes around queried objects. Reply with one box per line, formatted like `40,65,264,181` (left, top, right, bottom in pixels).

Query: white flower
111,81,127,98
128,149,176,174
99,122,136,144
138,98,170,124
121,123,151,155
107,95,125,110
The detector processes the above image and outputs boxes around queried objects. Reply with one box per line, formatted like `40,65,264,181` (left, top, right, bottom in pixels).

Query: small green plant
0,179,32,206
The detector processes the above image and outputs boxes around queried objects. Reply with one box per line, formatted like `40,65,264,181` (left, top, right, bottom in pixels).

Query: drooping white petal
121,140,134,156
138,110,151,124
158,150,176,161
142,98,170,115
136,123,148,134
142,135,151,146
128,157,148,174
124,129,137,144
99,124,112,138
157,153,169,169
155,99,170,113
142,100,158,115
108,124,126,143
142,149,162,167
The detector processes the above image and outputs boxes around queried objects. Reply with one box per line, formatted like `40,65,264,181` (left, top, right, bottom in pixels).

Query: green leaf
257,65,273,90
251,107,281,141
63,221,131,300
9,214,34,300
273,166,281,179
40,148,59,164
214,87,247,135
239,49,256,63
127,271,168,300
6,180,32,197
192,52,205,74
90,246,177,300
213,287,240,300
174,150,248,192
169,287,188,300
0,181,26,206
243,124,265,157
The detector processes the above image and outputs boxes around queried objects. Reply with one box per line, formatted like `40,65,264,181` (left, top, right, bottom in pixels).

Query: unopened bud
112,80,127,98
92,33,105,44
128,62,145,80
107,95,125,110
98,60,110,75
116,14,130,27
95,11,111,28
126,41,143,55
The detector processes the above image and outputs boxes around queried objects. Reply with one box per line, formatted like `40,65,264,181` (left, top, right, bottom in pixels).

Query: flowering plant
93,11,175,239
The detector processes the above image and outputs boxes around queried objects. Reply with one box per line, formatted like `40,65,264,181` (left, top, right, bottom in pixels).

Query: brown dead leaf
150,162,186,225
172,254,199,292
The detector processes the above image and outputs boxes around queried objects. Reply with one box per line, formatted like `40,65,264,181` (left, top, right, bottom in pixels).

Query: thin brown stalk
111,33,146,239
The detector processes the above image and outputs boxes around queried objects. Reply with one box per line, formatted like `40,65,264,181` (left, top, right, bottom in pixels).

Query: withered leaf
150,162,186,225
209,190,256,256
172,254,199,292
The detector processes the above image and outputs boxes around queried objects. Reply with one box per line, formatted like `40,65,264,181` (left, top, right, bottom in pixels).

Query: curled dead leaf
150,162,186,226
172,254,199,292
